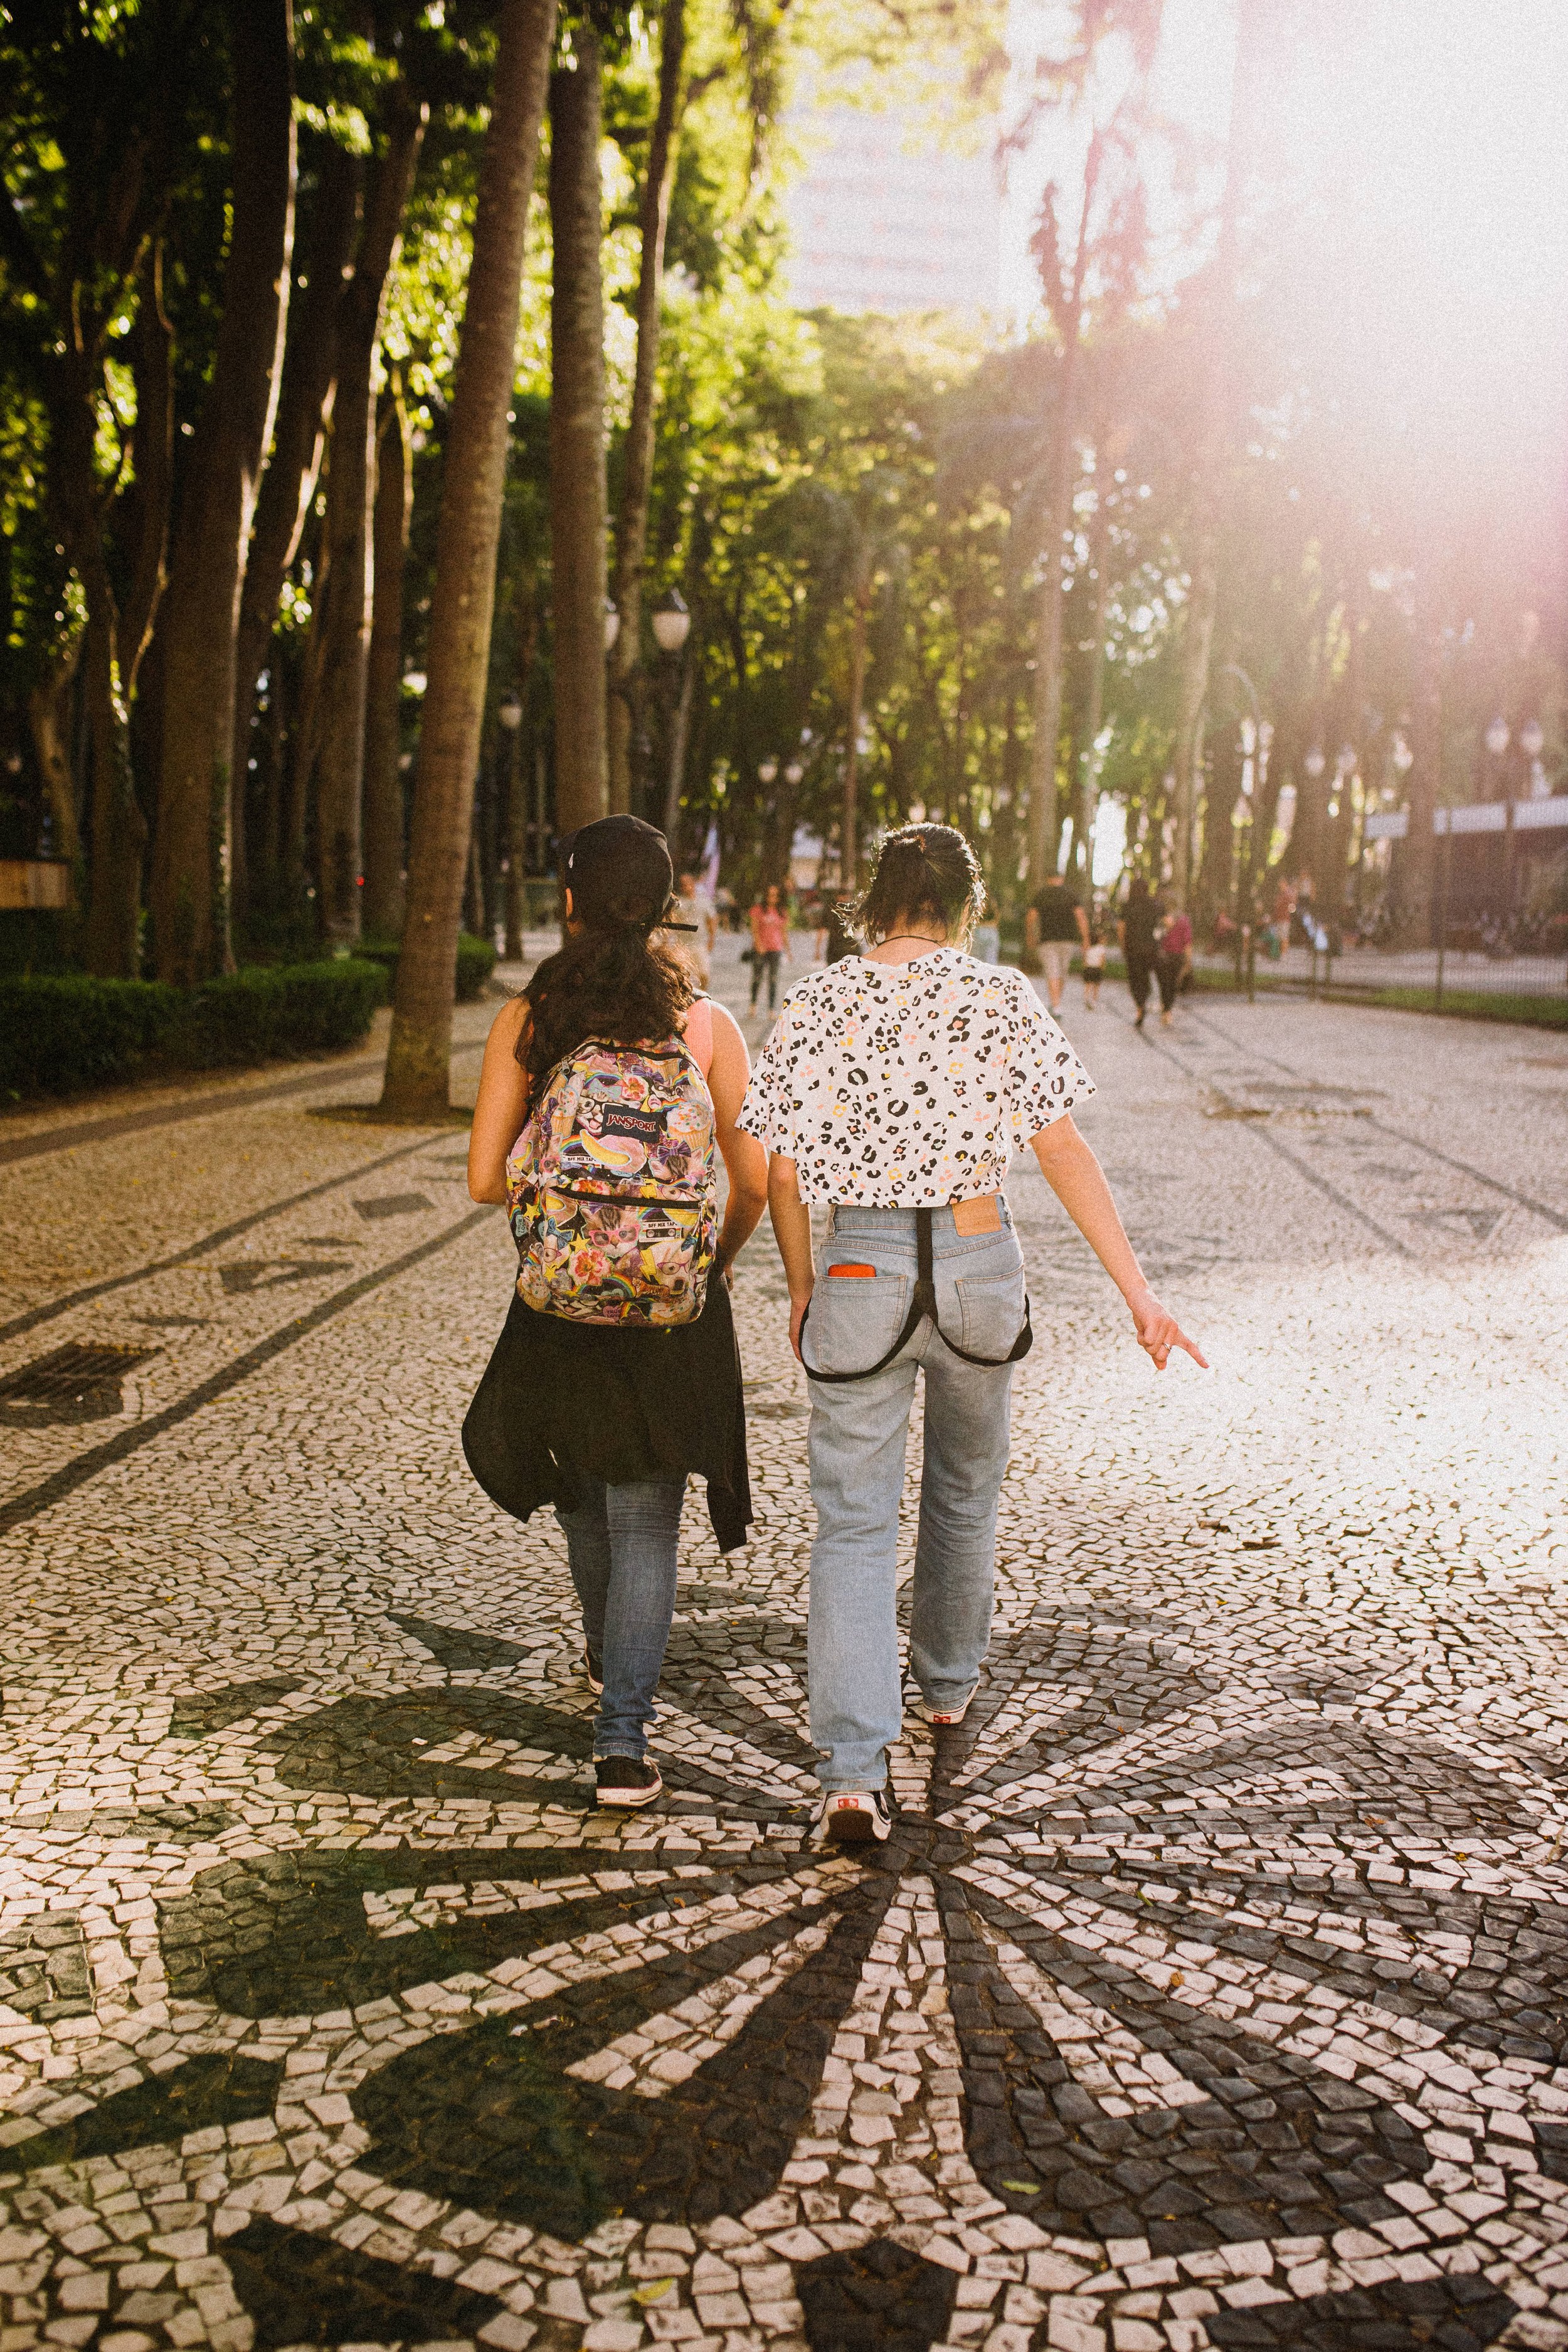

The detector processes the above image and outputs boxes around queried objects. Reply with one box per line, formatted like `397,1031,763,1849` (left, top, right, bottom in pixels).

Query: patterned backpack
506,1034,719,1326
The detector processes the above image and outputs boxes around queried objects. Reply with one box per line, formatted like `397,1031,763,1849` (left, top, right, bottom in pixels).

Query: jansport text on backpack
506,1037,718,1325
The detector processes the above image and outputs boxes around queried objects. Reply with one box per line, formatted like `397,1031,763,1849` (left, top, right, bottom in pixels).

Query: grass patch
1183,963,1568,1029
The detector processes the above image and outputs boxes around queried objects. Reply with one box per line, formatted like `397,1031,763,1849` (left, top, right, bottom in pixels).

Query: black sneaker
583,1645,604,1695
595,1756,662,1808
820,1789,892,1845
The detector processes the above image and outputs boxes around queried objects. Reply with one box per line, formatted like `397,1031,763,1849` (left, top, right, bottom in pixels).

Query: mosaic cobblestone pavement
3,949,1568,2352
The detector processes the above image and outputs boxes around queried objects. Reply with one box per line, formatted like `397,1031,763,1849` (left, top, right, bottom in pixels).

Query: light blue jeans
802,1203,1024,1791
556,1476,685,1758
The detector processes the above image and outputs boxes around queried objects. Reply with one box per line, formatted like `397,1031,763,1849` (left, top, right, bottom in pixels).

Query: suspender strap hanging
800,1206,1033,1385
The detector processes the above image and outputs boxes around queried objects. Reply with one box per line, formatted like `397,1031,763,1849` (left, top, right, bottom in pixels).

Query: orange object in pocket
827,1263,877,1278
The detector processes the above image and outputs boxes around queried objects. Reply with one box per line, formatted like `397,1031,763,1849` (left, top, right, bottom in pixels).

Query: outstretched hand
1127,1284,1208,1372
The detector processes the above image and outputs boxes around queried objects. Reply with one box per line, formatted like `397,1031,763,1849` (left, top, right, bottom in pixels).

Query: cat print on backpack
506,1037,719,1326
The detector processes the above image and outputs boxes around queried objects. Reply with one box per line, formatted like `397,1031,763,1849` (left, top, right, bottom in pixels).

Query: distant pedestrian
1120,877,1158,1028
1155,903,1194,1027
740,822,1206,1846
463,815,768,1811
1081,901,1108,1010
749,882,791,1011
1025,872,1089,1014
668,869,716,989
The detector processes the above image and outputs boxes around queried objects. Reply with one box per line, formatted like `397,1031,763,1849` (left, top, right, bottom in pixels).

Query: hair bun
849,820,985,948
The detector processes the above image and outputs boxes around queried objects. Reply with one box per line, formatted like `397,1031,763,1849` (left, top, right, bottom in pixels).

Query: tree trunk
1076,460,1112,900
994,689,1022,908
28,638,83,871
312,99,426,950
81,566,149,980
119,238,174,711
1194,731,1241,921
549,29,610,839
1025,156,1096,893
841,575,871,892
503,571,540,957
1170,539,1217,905
1027,391,1081,891
50,241,172,977
48,348,149,979
152,0,295,983
1168,0,1263,906
363,378,413,938
231,139,361,906
1398,618,1443,943
257,658,288,882
380,0,558,1118
607,0,687,811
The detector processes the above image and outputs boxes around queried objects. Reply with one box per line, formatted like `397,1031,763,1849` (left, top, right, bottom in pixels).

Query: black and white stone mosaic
3,953,1567,2352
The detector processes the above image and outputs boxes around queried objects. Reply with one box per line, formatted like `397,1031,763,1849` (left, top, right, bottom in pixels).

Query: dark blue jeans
556,1476,685,1757
750,948,781,1009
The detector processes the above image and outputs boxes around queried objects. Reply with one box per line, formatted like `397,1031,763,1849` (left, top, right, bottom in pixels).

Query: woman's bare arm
704,1003,768,1272
1030,1114,1207,1372
766,1154,816,1362
467,999,531,1204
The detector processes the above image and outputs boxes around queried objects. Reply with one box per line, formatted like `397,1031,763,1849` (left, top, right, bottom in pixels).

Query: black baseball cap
562,815,694,932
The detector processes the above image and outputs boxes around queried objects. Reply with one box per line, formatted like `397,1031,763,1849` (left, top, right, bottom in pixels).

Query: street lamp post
756,758,780,887
498,689,524,960
652,590,693,845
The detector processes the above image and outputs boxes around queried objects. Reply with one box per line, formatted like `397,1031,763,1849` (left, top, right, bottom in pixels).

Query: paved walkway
2,945,1567,2352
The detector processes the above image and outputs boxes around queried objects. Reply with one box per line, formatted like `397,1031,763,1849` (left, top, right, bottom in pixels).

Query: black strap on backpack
800,1205,1033,1385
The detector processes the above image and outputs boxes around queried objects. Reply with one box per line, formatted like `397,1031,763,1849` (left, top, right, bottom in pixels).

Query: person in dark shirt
1120,877,1158,1029
1025,876,1089,1012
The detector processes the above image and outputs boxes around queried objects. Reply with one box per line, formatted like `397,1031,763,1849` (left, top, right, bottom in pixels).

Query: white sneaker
914,1688,975,1729
819,1789,892,1845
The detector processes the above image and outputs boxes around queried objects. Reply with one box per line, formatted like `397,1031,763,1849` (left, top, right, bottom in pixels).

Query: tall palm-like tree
1019,0,1157,891
549,21,610,839
152,0,296,982
1168,0,1266,902
379,0,559,1120
607,0,688,812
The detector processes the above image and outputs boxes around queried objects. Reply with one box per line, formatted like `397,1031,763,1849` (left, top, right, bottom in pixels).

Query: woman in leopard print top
739,825,1206,1846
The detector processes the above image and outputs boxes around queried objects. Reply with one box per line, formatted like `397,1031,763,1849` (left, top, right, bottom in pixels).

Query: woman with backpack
739,824,1205,1845
464,815,768,1809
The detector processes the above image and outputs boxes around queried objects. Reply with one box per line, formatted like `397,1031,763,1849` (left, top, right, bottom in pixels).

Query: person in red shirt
748,882,792,1012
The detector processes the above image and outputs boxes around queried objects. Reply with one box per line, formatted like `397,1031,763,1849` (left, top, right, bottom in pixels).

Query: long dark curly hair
519,914,694,1091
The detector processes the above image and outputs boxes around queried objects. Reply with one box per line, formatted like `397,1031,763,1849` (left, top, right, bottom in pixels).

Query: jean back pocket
803,1264,911,1377
953,1257,1027,1360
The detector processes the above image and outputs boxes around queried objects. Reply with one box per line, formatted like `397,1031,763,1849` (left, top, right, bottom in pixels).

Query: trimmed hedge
0,958,384,1100
0,908,76,975
358,932,499,1003
167,958,385,1068
0,975,177,1096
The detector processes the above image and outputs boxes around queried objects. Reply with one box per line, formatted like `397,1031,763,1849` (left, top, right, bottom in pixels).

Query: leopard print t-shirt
736,948,1094,1204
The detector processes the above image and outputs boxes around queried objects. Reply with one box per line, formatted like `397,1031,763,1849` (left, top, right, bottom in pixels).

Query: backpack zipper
526,1186,709,1207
